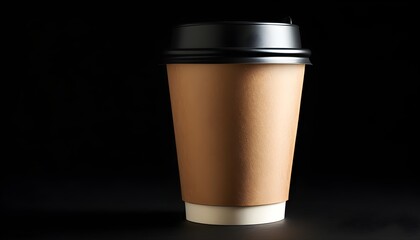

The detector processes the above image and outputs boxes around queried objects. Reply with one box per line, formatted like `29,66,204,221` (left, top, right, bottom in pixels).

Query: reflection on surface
182,218,322,240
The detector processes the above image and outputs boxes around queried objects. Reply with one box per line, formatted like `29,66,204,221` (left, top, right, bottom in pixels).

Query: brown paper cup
167,63,306,225
164,21,311,225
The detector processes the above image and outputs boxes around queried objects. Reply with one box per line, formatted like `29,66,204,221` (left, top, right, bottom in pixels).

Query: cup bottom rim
184,201,286,225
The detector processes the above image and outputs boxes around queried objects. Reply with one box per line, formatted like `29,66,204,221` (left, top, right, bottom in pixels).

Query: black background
4,2,420,239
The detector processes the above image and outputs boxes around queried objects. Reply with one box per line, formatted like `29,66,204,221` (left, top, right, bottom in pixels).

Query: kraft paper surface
167,64,305,206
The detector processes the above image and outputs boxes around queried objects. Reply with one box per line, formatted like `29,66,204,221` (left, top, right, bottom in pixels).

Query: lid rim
165,48,311,55
165,56,312,64
165,48,311,64
174,21,299,28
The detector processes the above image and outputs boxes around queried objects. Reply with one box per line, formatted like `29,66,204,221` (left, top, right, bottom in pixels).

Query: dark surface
3,182,420,239
5,2,420,239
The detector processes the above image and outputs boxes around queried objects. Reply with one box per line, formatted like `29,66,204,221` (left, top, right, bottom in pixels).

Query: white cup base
185,202,286,225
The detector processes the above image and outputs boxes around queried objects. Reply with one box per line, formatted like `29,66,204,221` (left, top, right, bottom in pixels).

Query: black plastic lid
164,21,311,64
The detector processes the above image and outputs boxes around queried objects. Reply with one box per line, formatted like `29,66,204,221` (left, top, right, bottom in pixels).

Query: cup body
167,63,306,225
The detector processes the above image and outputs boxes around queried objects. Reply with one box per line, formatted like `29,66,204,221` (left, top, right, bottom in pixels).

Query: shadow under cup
164,21,311,225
